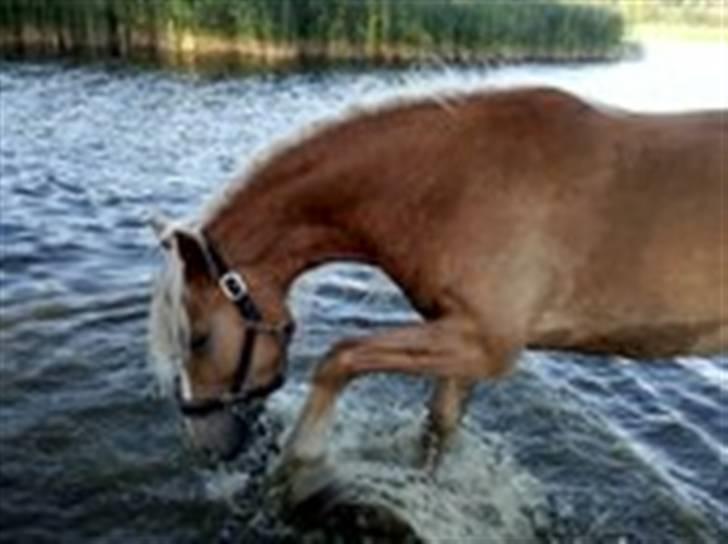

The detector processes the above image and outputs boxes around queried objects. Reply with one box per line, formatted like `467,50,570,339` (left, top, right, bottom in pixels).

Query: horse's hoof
418,442,442,477
286,468,420,541
270,450,324,488
285,462,345,522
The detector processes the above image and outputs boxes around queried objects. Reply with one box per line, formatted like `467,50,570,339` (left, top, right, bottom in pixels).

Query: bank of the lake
0,0,625,69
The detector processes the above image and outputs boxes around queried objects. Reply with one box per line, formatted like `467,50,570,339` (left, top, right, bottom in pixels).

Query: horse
148,86,727,478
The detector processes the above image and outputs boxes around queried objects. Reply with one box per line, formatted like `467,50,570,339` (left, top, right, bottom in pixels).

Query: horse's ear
173,230,213,284
148,211,173,249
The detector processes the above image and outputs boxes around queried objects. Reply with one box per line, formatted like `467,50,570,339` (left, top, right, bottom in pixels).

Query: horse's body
150,87,727,470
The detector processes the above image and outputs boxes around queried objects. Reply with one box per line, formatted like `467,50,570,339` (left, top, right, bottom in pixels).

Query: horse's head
148,217,294,461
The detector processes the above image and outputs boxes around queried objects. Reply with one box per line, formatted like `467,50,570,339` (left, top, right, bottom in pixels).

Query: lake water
1,41,726,543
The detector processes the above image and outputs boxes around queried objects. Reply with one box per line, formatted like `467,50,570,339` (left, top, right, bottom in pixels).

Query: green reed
0,0,625,66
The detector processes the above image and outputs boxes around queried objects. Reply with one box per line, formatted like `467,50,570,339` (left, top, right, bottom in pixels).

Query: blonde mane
148,244,190,395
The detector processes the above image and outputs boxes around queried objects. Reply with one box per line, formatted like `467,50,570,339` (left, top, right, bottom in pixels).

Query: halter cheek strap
174,238,295,418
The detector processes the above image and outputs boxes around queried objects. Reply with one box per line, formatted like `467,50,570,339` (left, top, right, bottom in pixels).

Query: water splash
203,384,548,543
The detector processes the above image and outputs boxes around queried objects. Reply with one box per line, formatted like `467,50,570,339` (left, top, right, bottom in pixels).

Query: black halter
174,239,295,418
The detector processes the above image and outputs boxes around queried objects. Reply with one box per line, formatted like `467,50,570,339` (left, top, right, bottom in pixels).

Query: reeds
0,0,625,68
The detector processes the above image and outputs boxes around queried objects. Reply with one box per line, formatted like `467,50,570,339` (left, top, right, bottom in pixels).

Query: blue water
1,41,726,543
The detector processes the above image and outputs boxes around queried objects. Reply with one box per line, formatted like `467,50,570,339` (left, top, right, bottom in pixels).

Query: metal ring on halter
219,271,248,301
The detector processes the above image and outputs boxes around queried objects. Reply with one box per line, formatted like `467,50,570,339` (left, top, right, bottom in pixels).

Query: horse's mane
199,81,583,231
198,85,473,229
148,246,189,395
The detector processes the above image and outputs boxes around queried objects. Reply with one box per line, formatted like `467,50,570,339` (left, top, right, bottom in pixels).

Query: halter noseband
174,238,295,418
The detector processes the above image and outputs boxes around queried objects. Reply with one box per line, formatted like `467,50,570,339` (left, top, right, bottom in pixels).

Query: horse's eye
189,334,209,352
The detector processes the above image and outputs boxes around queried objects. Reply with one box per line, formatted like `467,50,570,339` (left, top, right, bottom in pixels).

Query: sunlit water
1,41,727,543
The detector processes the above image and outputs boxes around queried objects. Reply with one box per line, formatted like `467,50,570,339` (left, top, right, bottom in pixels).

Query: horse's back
530,105,727,357
260,86,727,357
376,87,728,357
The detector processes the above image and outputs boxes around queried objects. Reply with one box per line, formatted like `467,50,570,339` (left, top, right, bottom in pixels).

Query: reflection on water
1,41,726,542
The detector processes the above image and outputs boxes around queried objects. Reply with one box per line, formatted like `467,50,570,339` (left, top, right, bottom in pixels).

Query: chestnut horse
149,87,726,473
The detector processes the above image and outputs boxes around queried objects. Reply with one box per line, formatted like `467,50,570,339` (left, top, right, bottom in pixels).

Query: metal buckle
219,271,248,302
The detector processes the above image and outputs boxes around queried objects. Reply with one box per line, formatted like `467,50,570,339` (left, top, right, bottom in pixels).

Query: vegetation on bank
611,0,726,42
0,0,625,68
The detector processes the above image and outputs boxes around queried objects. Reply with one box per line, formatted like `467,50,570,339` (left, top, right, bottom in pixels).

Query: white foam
675,356,728,392
263,383,547,542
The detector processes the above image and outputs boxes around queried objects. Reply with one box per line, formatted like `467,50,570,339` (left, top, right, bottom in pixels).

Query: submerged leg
421,377,476,473
282,317,518,471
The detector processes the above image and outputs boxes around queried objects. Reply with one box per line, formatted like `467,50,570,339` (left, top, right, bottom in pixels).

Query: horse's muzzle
184,403,264,461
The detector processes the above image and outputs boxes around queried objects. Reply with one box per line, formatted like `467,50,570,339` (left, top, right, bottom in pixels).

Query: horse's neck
203,181,368,310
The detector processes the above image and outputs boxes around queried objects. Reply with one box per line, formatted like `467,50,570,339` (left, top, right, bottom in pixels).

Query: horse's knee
313,340,360,390
476,356,516,380
468,333,520,380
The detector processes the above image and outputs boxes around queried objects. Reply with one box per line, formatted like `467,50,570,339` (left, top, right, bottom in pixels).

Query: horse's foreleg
282,318,518,470
422,377,476,472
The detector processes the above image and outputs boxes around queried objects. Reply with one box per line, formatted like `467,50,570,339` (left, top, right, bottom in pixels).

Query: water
1,41,727,543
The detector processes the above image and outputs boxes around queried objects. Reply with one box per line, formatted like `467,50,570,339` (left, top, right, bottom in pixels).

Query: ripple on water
1,51,727,543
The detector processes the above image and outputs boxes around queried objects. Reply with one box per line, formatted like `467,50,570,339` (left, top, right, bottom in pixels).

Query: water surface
1,41,727,543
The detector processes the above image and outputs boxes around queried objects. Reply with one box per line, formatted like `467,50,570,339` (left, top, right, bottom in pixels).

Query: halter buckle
219,271,248,302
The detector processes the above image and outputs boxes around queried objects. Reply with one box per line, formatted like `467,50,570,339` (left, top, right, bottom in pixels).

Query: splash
205,383,548,542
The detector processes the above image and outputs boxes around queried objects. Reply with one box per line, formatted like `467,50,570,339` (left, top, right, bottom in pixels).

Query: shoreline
0,28,626,73
4,27,722,77
5,12,722,73
0,0,625,71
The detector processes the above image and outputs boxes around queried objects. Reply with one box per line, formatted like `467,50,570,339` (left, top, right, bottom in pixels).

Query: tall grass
0,0,625,67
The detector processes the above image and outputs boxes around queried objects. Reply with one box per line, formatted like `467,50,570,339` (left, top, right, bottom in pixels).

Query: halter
174,238,295,418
